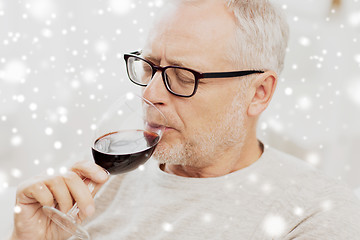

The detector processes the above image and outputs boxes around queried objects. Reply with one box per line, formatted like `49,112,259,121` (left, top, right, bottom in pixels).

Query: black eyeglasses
124,51,264,98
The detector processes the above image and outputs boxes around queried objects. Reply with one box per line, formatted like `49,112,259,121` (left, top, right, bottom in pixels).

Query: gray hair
226,0,289,75
161,0,289,75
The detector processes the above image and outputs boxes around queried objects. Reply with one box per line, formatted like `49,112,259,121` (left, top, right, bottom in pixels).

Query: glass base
42,206,90,240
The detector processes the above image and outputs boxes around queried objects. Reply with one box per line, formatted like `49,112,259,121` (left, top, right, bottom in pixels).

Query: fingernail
86,205,95,217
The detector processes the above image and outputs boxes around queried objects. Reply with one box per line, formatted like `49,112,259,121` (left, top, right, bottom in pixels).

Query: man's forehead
141,44,207,70
141,0,237,71
146,0,236,42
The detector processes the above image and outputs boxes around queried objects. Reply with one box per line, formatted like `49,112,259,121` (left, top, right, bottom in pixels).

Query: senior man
11,0,360,239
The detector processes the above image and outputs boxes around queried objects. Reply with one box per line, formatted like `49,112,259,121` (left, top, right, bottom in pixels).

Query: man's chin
153,146,210,169
152,143,186,165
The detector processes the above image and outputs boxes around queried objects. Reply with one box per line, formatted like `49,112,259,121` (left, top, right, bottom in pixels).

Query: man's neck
160,138,264,178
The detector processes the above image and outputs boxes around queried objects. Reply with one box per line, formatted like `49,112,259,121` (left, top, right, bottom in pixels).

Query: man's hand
10,161,109,240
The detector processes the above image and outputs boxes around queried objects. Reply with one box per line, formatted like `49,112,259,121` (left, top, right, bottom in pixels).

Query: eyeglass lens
127,56,196,97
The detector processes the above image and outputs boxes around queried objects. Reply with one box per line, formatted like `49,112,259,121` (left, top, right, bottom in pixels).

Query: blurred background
0,0,359,234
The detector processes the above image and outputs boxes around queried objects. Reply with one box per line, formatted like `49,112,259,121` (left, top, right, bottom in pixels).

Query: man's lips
148,122,176,132
164,127,175,132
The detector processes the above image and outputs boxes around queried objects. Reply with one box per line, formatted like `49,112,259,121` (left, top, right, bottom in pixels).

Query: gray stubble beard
153,90,248,168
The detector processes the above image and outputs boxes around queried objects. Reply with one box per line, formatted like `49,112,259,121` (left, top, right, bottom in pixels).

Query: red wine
92,130,160,175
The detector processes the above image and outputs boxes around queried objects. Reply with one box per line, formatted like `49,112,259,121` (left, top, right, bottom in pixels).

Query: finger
71,160,109,184
63,171,95,218
44,176,73,213
20,181,54,207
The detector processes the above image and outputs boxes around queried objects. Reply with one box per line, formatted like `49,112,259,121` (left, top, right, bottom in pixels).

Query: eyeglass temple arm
202,70,264,79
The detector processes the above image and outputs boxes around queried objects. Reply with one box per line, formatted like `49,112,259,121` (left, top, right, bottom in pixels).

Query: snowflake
347,79,360,105
262,214,287,238
82,69,98,83
321,200,333,211
0,60,28,84
162,222,173,232
94,40,109,55
11,135,23,147
25,0,56,21
261,183,272,194
260,122,268,130
294,207,304,216
154,0,164,7
46,168,55,176
11,168,22,178
267,118,284,133
297,97,312,110
354,54,360,64
138,165,145,171
54,141,62,150
298,37,311,47
29,103,37,111
0,171,8,193
41,28,53,38
248,173,258,183
348,11,360,26
284,87,293,96
14,205,22,214
44,127,53,135
201,213,213,223
108,0,133,15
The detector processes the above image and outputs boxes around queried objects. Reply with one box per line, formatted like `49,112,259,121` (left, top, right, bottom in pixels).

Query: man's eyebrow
142,54,188,68
168,59,187,68
142,55,159,64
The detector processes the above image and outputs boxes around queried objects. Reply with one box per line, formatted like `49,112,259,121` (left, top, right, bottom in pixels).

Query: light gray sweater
77,147,360,239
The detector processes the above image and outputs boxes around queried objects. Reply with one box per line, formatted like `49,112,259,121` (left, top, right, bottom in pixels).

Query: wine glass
42,92,167,239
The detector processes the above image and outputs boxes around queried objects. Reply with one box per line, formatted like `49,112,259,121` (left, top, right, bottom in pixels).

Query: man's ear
247,71,277,117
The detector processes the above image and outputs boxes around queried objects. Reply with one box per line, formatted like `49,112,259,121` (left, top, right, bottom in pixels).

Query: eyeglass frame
124,50,265,98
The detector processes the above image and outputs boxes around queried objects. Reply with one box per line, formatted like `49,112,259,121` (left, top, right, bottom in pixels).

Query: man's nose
142,70,169,105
